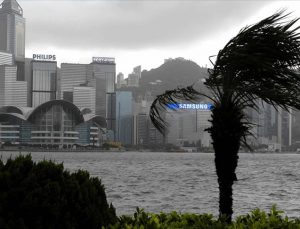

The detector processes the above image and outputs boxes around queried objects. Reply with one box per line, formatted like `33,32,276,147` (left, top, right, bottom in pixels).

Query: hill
118,58,209,100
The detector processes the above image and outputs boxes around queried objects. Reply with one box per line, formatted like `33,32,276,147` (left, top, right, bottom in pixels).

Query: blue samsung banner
167,103,213,110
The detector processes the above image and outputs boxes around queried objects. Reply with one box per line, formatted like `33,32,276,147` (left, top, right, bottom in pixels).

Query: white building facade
0,51,27,107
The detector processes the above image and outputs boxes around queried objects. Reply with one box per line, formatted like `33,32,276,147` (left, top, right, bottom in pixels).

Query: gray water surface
1,151,300,218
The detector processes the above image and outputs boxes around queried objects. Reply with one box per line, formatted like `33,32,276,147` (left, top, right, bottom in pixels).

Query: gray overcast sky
19,0,300,76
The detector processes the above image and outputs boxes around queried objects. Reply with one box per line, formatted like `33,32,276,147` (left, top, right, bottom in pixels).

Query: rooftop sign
92,57,115,64
33,54,56,62
167,103,213,110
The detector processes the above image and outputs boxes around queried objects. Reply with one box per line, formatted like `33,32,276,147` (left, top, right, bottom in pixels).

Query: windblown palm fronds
149,11,300,221
206,11,300,111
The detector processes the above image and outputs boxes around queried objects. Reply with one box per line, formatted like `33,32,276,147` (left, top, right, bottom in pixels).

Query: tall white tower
0,0,25,59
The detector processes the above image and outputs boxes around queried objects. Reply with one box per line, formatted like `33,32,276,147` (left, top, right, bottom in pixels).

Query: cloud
21,1,270,51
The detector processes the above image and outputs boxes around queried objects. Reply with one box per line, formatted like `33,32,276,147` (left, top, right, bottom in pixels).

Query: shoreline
0,148,300,154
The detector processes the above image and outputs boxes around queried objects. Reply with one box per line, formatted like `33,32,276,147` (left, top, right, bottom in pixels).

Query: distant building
166,107,211,148
89,59,115,117
60,57,116,135
148,120,164,145
117,72,126,89
106,92,116,139
247,101,292,150
116,91,133,145
30,59,57,107
136,113,148,145
133,98,163,146
127,65,141,87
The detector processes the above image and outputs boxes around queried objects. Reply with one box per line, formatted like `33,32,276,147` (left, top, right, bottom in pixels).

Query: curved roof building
27,100,84,124
0,100,107,147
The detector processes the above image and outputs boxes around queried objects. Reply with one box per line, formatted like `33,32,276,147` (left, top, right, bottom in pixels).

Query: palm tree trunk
218,177,234,221
209,103,242,222
214,141,239,222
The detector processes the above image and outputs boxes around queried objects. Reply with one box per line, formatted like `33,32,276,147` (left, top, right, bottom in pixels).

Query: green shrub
0,154,117,229
110,206,300,229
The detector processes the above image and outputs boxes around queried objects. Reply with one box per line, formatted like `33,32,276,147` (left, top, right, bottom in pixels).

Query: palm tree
149,11,300,222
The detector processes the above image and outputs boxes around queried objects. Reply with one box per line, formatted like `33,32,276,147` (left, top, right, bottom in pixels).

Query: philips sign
92,57,115,64
33,54,56,62
167,103,213,110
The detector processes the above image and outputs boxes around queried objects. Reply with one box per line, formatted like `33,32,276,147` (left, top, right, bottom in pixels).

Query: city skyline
0,0,298,150
20,0,300,76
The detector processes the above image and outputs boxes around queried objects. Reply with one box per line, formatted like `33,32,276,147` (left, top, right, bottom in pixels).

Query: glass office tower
31,61,57,107
116,91,133,145
60,58,116,135
88,60,115,117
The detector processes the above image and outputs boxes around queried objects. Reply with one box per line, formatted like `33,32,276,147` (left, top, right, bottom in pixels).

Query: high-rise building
247,101,292,151
23,55,58,107
106,92,116,139
116,72,126,89
165,108,211,147
0,0,25,81
60,57,116,134
89,58,115,117
60,63,88,102
127,65,141,87
133,98,163,146
31,59,57,107
133,65,141,79
0,51,27,107
116,91,133,145
73,86,96,114
136,113,148,145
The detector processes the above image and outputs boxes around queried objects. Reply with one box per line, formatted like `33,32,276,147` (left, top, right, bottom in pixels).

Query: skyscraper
0,51,27,107
60,63,88,102
116,91,133,145
73,86,96,114
0,0,25,81
60,57,116,134
116,72,125,89
88,58,115,117
30,60,57,107
60,59,116,117
0,0,27,108
127,65,141,87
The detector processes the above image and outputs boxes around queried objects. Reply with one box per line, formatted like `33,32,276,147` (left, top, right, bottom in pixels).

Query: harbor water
1,151,299,218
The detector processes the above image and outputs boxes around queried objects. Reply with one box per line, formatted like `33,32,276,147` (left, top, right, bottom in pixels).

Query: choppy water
1,151,300,218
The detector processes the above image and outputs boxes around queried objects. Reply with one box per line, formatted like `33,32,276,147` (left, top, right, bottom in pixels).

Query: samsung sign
92,57,115,64
33,54,56,62
167,103,213,110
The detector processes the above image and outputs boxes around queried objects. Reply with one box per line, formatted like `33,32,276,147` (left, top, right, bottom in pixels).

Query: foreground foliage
0,155,117,229
111,206,300,229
